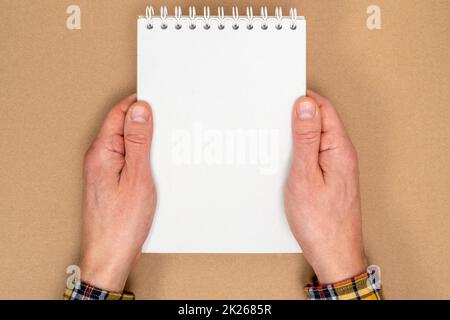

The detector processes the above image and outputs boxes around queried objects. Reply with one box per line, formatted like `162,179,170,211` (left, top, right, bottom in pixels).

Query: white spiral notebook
138,6,306,253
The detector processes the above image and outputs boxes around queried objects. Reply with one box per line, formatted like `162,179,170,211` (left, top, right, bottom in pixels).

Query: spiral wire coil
145,6,301,30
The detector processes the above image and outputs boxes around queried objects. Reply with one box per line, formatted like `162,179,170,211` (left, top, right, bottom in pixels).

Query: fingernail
131,105,149,123
297,100,316,120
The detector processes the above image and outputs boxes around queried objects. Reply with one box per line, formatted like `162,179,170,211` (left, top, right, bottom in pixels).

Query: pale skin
79,90,367,292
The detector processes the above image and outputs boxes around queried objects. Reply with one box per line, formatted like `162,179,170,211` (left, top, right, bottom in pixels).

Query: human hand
79,94,156,292
284,90,367,284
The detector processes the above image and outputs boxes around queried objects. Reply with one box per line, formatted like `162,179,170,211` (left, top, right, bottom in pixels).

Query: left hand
79,94,157,292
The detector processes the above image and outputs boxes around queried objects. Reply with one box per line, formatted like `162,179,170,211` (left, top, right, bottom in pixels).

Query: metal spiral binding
189,6,196,29
217,6,225,30
144,6,302,30
160,6,168,29
275,7,283,30
261,7,269,30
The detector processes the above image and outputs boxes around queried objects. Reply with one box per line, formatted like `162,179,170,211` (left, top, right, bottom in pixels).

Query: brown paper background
1,0,449,299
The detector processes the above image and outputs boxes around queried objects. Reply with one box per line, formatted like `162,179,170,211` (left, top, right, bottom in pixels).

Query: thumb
290,96,323,180
123,101,153,177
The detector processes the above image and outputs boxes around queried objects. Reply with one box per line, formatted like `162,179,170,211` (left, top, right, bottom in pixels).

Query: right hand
284,90,367,284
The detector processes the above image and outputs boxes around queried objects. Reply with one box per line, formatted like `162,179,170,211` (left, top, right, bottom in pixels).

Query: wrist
311,251,368,284
79,254,131,293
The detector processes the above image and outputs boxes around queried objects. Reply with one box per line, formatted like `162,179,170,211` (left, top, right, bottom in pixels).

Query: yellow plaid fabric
304,271,382,300
63,281,134,300
64,271,381,300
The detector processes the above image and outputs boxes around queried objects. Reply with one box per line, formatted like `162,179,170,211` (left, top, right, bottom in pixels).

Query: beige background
1,0,449,299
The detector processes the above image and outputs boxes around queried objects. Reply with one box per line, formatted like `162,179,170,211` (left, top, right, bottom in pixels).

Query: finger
84,94,137,182
290,96,323,182
97,94,137,141
307,90,348,141
122,101,153,180
307,90,358,179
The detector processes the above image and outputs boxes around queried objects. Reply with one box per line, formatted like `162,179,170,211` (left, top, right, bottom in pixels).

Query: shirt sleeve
63,281,135,300
304,269,382,300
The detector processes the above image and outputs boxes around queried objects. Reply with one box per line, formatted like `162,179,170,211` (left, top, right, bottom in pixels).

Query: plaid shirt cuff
304,269,382,300
63,281,135,300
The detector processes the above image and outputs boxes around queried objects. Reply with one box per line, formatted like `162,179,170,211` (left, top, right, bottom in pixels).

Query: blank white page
138,14,306,253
